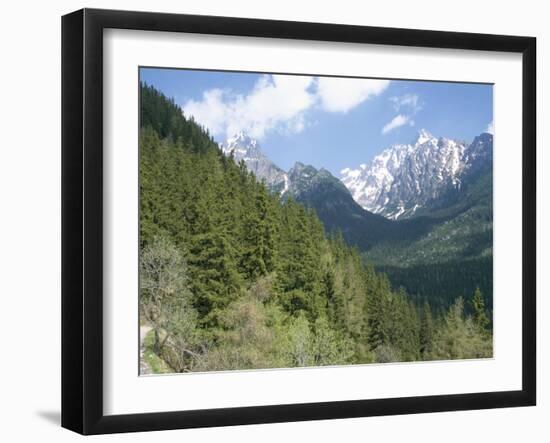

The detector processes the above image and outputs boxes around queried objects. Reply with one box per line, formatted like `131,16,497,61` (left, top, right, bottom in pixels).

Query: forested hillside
365,155,493,312
139,83,492,373
215,126,494,314
284,143,493,314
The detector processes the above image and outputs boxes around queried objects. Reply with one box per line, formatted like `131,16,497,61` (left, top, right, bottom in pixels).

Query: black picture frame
62,8,536,435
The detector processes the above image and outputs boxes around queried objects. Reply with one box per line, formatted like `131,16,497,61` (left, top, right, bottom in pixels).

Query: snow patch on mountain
340,130,492,219
220,130,493,221
219,132,349,200
219,131,289,195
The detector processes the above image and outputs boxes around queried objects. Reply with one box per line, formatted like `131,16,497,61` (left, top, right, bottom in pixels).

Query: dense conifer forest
139,83,492,373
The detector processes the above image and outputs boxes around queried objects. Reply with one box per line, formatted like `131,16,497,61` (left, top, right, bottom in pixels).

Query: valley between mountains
139,83,493,372
220,130,493,311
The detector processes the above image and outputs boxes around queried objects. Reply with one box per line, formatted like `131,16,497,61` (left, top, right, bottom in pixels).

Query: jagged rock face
219,131,289,195
286,162,346,198
219,132,350,200
340,130,493,219
218,131,349,200
463,132,494,176
220,130,493,222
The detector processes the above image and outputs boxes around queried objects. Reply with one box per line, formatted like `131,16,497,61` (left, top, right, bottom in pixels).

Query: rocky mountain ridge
340,129,493,219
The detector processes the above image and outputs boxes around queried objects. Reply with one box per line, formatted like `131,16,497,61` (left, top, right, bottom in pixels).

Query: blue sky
140,67,493,176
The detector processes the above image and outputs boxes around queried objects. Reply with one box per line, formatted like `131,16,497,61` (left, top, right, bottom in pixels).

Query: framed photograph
62,8,536,435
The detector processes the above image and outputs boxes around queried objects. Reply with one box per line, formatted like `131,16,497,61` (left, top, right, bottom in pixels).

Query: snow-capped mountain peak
219,132,289,195
219,134,346,199
415,128,435,145
340,130,492,219
220,129,492,220
221,131,259,156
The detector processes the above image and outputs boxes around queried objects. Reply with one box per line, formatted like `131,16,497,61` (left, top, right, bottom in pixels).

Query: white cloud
390,93,421,112
382,94,422,135
486,120,494,134
382,114,413,134
182,88,229,136
183,75,390,139
316,77,390,113
183,74,316,140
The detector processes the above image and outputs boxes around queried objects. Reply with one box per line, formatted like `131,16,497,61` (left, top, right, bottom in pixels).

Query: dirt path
139,325,152,375
140,325,152,345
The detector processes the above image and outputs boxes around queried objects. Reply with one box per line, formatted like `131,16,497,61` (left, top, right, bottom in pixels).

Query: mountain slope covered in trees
139,83,492,373
364,154,493,311
217,129,493,312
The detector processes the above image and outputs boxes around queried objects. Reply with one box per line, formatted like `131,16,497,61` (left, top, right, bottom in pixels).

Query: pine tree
241,187,277,280
431,297,492,360
420,301,434,359
366,276,388,352
471,287,490,331
188,231,242,327
275,200,322,315
322,269,341,326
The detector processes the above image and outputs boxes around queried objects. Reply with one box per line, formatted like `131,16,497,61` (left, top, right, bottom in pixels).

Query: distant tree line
377,257,493,315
